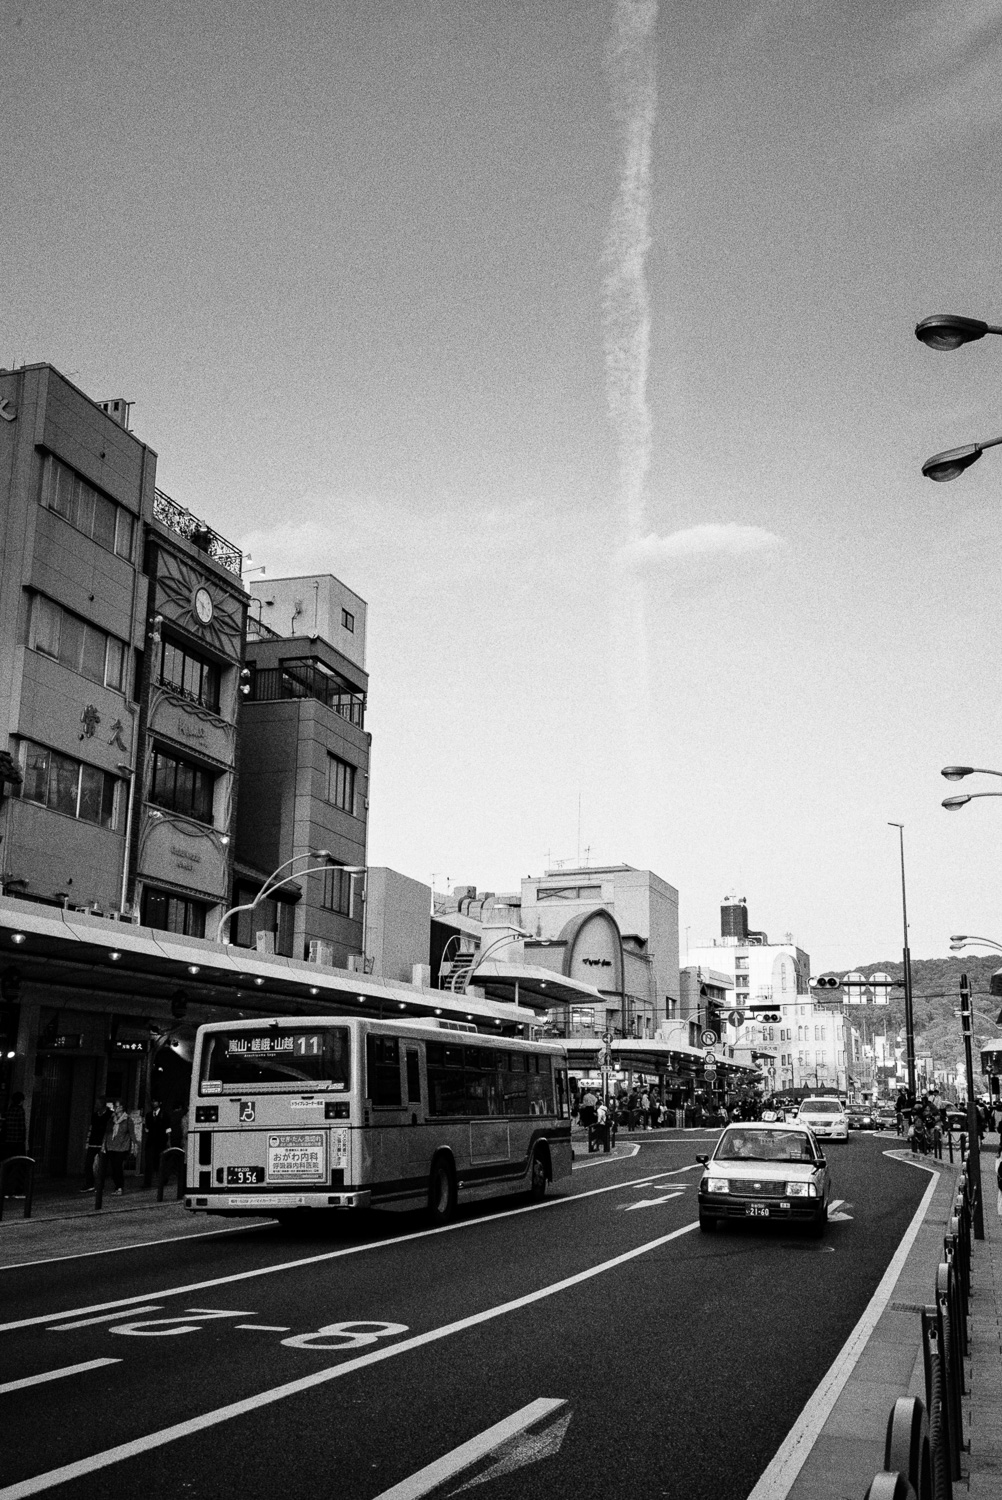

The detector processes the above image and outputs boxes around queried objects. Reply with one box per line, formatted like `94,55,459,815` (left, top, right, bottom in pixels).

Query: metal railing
864,1161,977,1500
248,665,365,727
0,1154,35,1219
153,489,242,577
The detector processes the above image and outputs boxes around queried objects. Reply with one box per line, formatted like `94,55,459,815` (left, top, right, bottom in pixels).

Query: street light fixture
915,313,1002,350
941,765,1002,782
922,436,1002,482
216,848,338,944
942,793,1002,811
950,935,1002,952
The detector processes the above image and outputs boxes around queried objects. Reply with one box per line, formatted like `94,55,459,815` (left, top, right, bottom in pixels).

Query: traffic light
812,976,840,989
750,1006,781,1023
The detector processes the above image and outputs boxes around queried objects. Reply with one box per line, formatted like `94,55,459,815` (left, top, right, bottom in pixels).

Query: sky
5,0,1002,970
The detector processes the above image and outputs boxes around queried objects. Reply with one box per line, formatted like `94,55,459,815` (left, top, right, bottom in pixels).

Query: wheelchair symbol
238,1100,256,1123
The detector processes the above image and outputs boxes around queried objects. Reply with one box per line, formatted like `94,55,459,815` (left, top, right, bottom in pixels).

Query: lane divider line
0,1221,270,1275
0,1223,699,1499
745,1166,940,1500
0,1359,122,1397
370,1397,567,1500
0,1172,669,1335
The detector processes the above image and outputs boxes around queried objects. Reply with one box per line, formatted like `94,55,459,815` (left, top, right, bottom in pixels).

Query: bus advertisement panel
185,1016,571,1223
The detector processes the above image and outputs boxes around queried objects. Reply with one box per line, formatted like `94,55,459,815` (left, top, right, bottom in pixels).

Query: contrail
603,0,658,544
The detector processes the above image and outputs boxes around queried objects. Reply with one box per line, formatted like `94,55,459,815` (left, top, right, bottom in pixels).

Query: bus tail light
325,1101,350,1119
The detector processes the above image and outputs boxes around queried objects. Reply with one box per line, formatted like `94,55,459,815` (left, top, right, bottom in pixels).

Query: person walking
102,1100,136,1195
142,1100,170,1188
82,1096,110,1191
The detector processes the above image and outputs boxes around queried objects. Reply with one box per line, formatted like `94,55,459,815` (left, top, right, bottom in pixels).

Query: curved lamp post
950,935,1002,953
942,793,1002,811
216,848,345,944
461,930,533,995
888,823,916,1099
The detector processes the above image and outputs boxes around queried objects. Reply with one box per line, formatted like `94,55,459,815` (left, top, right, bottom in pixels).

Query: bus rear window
200,1028,351,1092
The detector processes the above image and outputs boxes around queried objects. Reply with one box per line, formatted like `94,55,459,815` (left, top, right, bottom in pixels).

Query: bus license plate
747,1202,769,1217
226,1166,265,1185
268,1132,326,1183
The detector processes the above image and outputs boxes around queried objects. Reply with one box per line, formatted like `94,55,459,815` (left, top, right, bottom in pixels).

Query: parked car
696,1121,832,1237
795,1095,850,1143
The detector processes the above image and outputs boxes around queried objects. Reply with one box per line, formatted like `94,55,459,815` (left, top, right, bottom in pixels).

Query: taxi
796,1095,849,1142
696,1121,831,1237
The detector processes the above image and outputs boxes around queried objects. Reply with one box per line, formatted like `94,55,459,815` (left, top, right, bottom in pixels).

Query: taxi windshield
802,1099,841,1113
715,1129,817,1163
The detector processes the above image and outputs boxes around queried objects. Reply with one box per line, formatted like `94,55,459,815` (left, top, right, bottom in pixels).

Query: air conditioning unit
308,939,334,967
255,931,275,955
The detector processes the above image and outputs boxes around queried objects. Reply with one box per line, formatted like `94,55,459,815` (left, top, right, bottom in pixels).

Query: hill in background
840,956,1001,1072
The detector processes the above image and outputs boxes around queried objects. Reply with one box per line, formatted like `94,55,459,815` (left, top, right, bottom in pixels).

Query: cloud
622,523,790,566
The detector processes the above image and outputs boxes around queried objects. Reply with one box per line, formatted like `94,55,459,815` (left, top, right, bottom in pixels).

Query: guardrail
864,1161,977,1500
0,1154,35,1220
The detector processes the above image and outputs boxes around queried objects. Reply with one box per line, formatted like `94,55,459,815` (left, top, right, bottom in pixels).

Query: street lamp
915,313,1002,350
951,935,1002,952
216,848,341,944
888,823,917,1099
922,435,1002,482
942,793,1002,811
941,766,1002,782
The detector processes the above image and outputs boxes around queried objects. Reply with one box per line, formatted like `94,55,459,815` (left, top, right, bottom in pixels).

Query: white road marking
624,1194,684,1211
0,1172,669,1335
0,1223,699,1498
234,1324,290,1332
0,1359,122,1396
49,1307,162,1331
746,1162,939,1500
109,1310,253,1337
370,1398,568,1500
453,1409,572,1493
0,1221,270,1274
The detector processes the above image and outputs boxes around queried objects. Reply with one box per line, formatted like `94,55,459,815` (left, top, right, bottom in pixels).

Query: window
734,957,749,971
327,754,356,813
142,886,206,938
201,1027,350,1091
366,1035,402,1107
231,883,295,957
31,596,125,691
536,884,603,902
322,864,354,917
150,749,215,823
42,454,135,560
159,637,220,712
18,741,119,827
341,607,354,633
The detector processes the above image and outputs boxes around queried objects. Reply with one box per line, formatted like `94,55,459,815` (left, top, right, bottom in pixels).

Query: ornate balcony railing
248,664,365,728
153,490,242,577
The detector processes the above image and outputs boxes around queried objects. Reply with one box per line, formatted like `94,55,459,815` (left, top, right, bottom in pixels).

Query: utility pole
888,824,917,1098
959,973,985,1239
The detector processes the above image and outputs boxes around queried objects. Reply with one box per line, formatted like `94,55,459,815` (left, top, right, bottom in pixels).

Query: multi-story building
235,575,370,967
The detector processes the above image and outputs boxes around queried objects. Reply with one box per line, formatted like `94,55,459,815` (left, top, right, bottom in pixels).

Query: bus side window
367,1035,402,1107
405,1048,421,1105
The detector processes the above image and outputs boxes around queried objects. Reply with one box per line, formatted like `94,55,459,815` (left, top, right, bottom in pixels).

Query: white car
796,1096,849,1142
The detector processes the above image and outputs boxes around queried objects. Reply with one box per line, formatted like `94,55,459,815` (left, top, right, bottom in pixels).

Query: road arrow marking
623,1193,684,1210
827,1199,853,1221
452,1410,572,1492
370,1399,568,1500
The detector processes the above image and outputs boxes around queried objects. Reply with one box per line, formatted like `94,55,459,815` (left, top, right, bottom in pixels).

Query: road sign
729,1010,745,1028
704,1066,717,1079
703,1048,717,1062
700,1028,717,1046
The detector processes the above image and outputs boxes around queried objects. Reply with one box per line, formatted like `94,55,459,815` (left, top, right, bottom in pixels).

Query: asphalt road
0,1133,929,1500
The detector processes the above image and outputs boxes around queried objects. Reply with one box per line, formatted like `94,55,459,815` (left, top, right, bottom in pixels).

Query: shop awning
464,960,609,1010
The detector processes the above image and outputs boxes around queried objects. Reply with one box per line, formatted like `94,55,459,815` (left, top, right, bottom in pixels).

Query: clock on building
193,587,214,625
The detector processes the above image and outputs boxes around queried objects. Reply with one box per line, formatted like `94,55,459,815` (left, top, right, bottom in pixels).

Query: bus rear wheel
529,1148,548,1201
427,1157,457,1225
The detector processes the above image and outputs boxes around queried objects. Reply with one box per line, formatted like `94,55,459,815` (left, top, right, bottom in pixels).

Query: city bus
184,1015,572,1223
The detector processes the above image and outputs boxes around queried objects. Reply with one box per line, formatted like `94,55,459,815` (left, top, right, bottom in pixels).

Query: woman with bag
102,1100,136,1196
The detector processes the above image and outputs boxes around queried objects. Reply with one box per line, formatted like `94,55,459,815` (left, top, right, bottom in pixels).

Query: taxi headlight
785,1181,817,1197
704,1176,730,1194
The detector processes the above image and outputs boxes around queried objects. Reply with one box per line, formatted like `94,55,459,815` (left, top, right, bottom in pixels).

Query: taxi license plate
747,1202,770,1217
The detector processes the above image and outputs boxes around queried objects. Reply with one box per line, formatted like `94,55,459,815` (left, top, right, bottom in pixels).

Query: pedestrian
895,1089,908,1137
102,1099,137,1195
996,1147,1002,1219
142,1099,170,1188
0,1091,27,1197
640,1089,651,1129
595,1097,611,1153
82,1095,110,1191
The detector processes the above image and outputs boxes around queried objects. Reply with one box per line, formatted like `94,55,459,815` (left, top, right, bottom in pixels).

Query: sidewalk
782,1145,1002,1500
